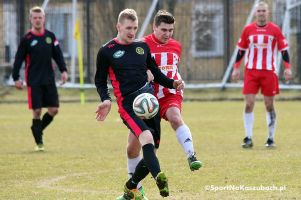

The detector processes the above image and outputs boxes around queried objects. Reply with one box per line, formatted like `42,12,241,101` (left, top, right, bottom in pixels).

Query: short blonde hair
256,1,269,10
117,8,138,23
30,6,45,17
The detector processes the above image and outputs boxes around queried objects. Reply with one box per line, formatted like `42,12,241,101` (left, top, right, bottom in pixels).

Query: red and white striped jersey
237,22,288,71
144,34,183,99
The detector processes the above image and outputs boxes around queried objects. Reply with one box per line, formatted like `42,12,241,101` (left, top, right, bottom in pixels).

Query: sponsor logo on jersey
254,43,268,48
136,47,144,55
159,65,174,71
30,40,38,47
46,37,52,44
113,50,125,58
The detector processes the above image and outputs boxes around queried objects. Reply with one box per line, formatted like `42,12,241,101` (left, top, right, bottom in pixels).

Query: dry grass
0,99,301,199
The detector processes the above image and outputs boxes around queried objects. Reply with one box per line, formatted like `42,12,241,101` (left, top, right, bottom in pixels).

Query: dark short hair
154,10,175,27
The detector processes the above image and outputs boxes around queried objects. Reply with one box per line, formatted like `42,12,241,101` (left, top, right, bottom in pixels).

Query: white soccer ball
132,93,159,119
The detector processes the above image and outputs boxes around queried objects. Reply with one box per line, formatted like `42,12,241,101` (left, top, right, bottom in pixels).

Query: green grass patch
0,101,300,199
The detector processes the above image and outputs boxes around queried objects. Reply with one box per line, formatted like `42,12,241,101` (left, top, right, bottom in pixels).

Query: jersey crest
136,47,144,55
46,37,52,44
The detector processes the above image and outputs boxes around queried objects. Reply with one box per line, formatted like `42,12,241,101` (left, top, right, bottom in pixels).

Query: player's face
255,5,268,25
117,19,138,44
30,12,45,31
153,22,174,44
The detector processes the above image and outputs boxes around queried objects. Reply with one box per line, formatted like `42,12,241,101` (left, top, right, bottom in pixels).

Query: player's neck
116,35,132,45
31,27,45,35
256,21,268,27
152,33,168,45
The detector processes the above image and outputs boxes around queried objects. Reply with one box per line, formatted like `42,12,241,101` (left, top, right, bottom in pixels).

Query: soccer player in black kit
95,9,184,199
12,6,68,151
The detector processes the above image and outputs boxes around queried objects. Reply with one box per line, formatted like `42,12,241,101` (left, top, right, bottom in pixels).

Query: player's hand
284,68,292,81
231,68,240,82
146,70,154,82
95,100,111,121
173,80,185,90
14,80,23,90
60,71,68,85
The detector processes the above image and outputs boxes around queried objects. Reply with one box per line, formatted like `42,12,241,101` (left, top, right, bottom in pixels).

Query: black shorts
119,83,161,148
27,84,59,109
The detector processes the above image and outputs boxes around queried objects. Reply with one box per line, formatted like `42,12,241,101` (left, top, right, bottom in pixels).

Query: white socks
244,112,254,139
266,111,276,139
127,155,142,189
176,124,194,157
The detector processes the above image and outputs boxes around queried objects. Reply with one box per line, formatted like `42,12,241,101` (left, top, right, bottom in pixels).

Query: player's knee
245,102,254,112
48,108,58,116
127,145,140,158
264,101,273,111
265,104,274,112
33,109,42,118
169,115,183,129
138,130,154,146
127,138,141,158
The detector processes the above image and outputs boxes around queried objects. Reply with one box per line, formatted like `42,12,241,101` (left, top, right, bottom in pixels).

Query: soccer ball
133,93,159,119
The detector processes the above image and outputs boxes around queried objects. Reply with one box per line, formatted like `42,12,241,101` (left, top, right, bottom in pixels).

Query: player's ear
152,23,157,32
116,23,120,32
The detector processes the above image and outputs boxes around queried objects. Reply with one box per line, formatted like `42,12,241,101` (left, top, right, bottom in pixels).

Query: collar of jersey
30,29,45,36
151,33,169,46
255,22,270,29
113,38,133,46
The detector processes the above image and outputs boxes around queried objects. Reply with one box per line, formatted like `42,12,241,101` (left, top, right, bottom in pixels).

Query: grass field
1,95,301,199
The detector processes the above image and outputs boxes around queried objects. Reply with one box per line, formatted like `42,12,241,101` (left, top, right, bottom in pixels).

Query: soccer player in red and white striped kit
232,1,292,148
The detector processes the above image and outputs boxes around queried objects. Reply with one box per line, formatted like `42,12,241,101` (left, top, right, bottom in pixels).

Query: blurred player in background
12,6,68,151
231,1,292,148
125,10,202,197
95,8,184,199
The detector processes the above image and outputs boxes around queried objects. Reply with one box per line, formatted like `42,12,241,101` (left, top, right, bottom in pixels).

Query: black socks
42,112,53,130
141,143,161,179
31,119,43,144
31,113,53,145
126,159,150,190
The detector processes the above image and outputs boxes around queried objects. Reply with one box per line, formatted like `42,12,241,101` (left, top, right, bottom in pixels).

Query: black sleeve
281,50,290,63
146,47,174,89
95,47,111,102
52,34,67,73
12,37,27,81
234,49,245,68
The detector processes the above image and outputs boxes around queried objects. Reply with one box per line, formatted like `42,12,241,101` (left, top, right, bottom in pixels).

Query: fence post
17,0,25,41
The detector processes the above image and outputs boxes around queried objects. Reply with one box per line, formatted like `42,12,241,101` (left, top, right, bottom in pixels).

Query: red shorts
158,94,183,120
243,69,279,96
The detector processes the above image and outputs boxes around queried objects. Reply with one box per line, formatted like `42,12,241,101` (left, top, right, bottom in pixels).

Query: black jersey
12,29,67,86
95,38,174,102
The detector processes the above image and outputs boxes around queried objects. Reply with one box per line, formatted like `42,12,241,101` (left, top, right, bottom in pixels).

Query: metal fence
0,0,300,85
